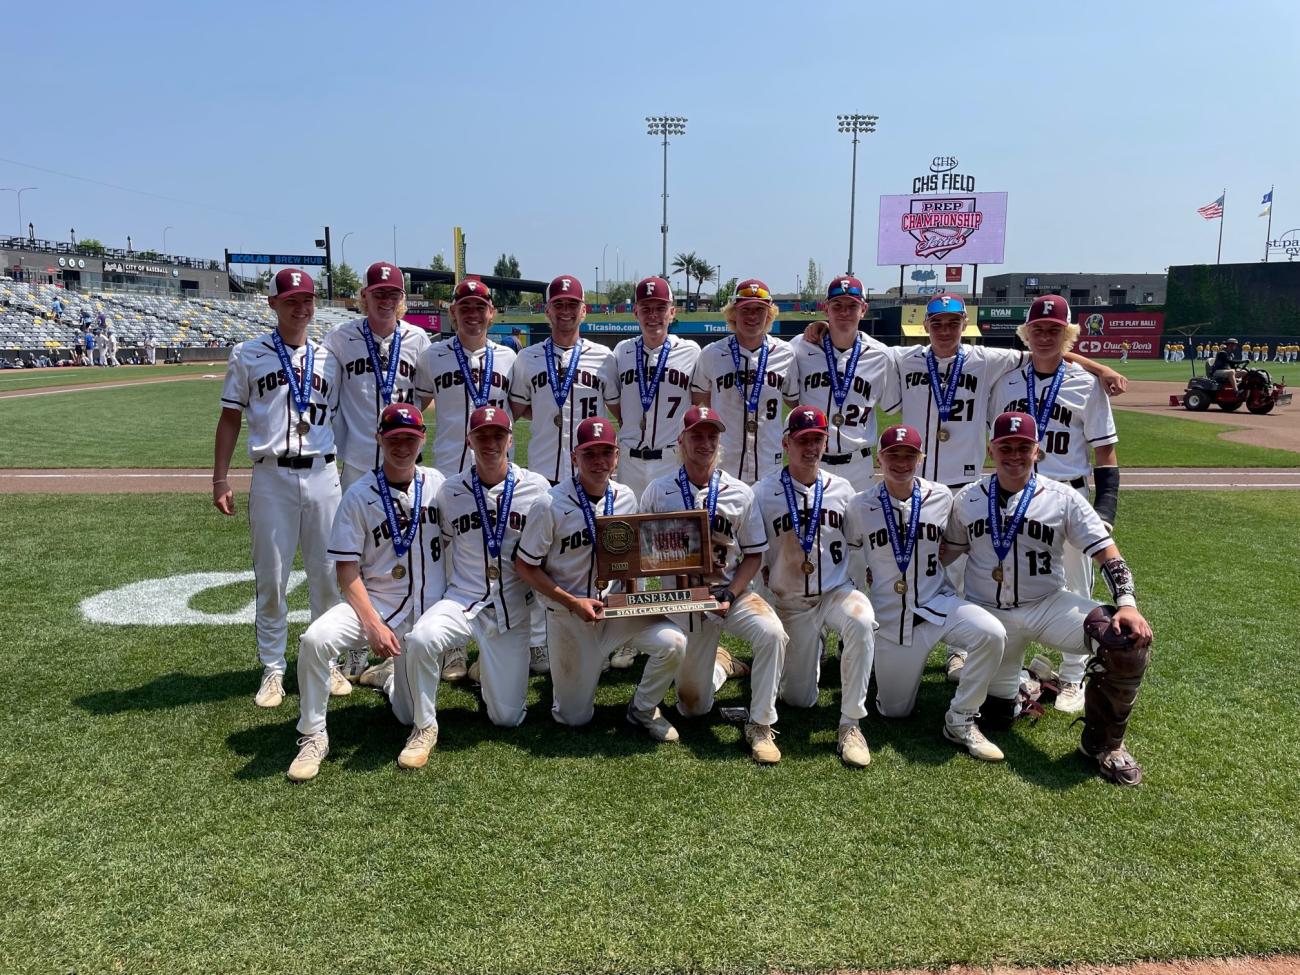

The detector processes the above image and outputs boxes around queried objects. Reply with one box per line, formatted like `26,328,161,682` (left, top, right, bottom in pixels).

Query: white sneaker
286,733,329,782
343,648,369,682
836,724,871,767
328,665,353,697
359,657,394,689
442,646,468,682
943,719,1005,762
744,722,781,764
397,724,439,769
609,646,638,670
254,668,285,708
1055,680,1086,714
529,644,550,675
945,653,965,684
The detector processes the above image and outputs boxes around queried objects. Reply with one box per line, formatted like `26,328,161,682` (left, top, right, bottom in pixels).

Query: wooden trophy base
601,586,720,618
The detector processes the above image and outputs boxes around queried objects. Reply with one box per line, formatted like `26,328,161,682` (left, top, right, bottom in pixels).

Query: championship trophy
593,510,721,618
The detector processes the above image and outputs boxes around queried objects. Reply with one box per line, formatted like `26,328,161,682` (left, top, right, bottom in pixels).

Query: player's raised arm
1064,350,1127,395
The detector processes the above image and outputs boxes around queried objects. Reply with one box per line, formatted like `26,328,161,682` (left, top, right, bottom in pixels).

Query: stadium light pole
0,186,37,238
340,231,354,269
836,113,878,275
645,115,687,278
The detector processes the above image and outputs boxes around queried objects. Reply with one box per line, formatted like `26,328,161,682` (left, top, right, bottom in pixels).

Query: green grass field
1,490,1298,974
1110,358,1295,382
0,362,224,393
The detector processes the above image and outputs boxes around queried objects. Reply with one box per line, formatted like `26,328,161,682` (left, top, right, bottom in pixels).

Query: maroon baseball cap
270,268,315,298
365,262,404,292
785,406,829,438
878,424,923,453
468,404,511,433
733,278,773,305
634,276,672,304
545,275,585,304
826,276,866,302
574,416,616,451
681,404,726,433
991,411,1039,443
452,278,493,305
1025,294,1071,326
378,403,426,438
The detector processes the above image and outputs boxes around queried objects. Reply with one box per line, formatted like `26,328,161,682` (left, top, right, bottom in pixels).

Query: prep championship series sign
877,192,1008,265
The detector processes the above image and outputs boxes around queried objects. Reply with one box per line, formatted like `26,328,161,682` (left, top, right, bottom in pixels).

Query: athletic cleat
529,644,550,675
716,647,751,679
744,722,781,764
943,720,1005,762
1080,740,1143,787
626,704,680,742
344,648,370,682
442,646,468,682
836,725,871,768
1054,680,1086,714
397,724,439,769
609,646,638,670
254,668,285,709
286,733,329,782
945,653,965,683
329,665,353,697
467,658,482,684
359,657,394,689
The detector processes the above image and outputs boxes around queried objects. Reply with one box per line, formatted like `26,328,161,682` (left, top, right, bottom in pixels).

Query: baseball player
784,276,899,486
286,403,446,781
942,411,1155,785
990,295,1122,713
691,279,795,483
414,277,516,474
640,405,789,764
400,405,550,754
508,274,612,673
324,261,430,494
515,417,687,740
212,268,346,709
844,424,1007,762
752,407,875,767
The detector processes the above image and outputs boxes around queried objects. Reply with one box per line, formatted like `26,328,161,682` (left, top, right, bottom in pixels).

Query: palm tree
671,251,697,303
690,257,714,304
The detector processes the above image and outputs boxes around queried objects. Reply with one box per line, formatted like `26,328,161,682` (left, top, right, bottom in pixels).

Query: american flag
1198,194,1225,220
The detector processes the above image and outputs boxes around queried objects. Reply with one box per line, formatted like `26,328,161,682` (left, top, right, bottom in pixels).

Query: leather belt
265,453,335,470
1069,476,1087,489
630,447,663,460
823,447,871,466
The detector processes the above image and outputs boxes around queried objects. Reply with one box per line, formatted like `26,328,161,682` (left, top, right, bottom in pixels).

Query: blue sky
2,0,1294,294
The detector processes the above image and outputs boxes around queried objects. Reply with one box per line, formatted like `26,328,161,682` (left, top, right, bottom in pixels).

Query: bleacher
0,279,356,355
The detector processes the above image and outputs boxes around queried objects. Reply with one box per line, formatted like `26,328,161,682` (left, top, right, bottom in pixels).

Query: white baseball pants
675,591,788,725
616,452,677,505
340,461,371,494
774,586,875,722
1060,481,1097,684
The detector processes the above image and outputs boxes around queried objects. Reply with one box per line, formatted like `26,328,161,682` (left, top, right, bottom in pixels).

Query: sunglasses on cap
735,283,771,300
828,284,864,298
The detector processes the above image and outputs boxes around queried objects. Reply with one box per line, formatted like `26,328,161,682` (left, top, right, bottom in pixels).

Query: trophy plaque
594,510,721,618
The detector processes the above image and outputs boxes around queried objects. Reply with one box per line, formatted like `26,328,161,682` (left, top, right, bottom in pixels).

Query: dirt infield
840,957,1300,975
0,372,221,399
1114,380,1299,452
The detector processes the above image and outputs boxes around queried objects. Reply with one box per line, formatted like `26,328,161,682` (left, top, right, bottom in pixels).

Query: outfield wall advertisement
877,191,1008,265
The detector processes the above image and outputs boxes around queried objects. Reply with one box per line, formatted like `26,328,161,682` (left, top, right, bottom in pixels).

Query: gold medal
745,417,758,434
893,579,907,595
553,414,563,428
832,413,844,427
487,564,501,581
296,420,310,436
992,566,1004,582
392,564,406,580
801,559,815,576
595,579,607,591
937,426,950,442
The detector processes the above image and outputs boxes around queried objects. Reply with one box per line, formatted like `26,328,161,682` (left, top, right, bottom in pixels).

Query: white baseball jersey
414,337,517,472
323,319,430,472
508,340,612,484
892,344,1027,486
946,476,1114,610
436,463,550,632
220,331,340,461
784,333,900,464
990,361,1118,481
600,334,701,451
691,335,796,482
752,467,857,611
846,477,957,646
640,467,767,588
516,477,639,609
325,466,447,626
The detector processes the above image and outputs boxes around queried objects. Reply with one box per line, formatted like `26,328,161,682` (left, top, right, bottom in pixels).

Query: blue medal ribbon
878,479,922,578
728,336,770,425
677,466,721,524
820,333,862,414
544,338,584,415
269,329,315,420
471,466,517,563
781,468,824,559
988,472,1037,565
572,475,615,550
361,319,402,407
926,346,967,423
376,469,423,559
635,337,670,416
452,337,494,409
1025,362,1066,442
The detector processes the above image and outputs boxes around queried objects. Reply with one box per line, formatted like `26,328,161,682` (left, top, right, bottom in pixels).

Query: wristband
1092,466,1120,527
711,586,736,605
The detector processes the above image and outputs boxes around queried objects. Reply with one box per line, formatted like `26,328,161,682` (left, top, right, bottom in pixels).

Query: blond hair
723,297,778,334
1016,319,1080,353
357,288,409,322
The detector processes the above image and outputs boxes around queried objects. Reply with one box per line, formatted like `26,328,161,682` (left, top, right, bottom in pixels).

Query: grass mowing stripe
0,362,223,392
1111,409,1300,467
0,490,1297,973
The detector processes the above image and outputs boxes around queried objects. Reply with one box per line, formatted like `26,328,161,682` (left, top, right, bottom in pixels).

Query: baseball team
212,264,1155,786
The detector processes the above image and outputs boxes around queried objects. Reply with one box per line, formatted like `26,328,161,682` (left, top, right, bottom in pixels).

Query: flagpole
1216,188,1225,264
1264,185,1274,263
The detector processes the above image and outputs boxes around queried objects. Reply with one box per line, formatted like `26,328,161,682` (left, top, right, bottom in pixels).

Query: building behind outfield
1,236,230,297
980,272,1165,306
1166,262,1300,336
